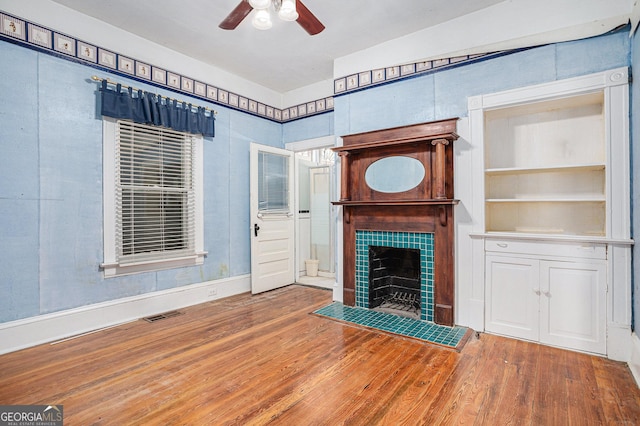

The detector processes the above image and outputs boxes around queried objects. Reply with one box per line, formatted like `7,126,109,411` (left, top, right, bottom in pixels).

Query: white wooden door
485,255,540,341
540,260,606,354
250,143,295,294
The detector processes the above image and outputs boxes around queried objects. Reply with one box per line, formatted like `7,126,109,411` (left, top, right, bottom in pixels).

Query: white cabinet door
540,260,606,354
485,255,540,341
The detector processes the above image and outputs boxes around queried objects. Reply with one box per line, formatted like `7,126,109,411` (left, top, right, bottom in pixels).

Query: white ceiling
48,0,509,93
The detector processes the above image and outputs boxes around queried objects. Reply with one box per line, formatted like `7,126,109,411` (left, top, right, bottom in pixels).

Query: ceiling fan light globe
249,0,271,9
252,9,273,30
278,0,298,21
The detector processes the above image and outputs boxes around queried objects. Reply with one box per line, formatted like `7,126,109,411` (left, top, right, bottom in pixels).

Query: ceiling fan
219,0,325,35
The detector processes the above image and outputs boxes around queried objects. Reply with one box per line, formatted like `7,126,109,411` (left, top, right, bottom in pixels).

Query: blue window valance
99,80,215,137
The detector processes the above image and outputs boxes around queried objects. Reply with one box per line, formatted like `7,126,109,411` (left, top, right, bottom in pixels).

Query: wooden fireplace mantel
333,118,459,151
334,119,459,204
332,199,459,206
333,118,459,326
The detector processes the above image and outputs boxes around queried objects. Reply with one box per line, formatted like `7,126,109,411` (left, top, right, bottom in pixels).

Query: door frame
285,135,336,285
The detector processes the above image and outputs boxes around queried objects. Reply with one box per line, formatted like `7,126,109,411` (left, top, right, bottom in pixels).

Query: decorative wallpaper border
0,10,334,123
333,52,499,96
1,10,529,123
333,24,628,96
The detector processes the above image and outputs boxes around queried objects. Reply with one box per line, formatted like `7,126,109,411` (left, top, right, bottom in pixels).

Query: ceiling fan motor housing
220,0,325,35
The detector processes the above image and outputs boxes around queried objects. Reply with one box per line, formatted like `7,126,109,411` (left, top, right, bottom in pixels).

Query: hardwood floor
0,285,638,425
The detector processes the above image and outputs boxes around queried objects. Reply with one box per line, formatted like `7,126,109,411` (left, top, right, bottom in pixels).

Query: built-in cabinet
467,67,632,357
485,240,606,354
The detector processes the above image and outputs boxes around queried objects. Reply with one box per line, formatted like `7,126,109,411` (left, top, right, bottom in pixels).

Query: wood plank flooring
0,285,638,425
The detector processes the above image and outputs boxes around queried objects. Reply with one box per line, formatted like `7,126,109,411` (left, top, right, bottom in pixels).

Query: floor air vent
143,310,184,323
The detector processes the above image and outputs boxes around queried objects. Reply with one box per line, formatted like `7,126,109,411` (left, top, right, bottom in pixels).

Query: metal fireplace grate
375,291,420,319
381,291,419,311
369,245,421,320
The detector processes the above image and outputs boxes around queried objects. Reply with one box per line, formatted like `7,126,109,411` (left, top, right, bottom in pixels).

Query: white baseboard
630,332,640,388
466,299,485,332
0,274,250,355
607,323,632,362
333,282,343,303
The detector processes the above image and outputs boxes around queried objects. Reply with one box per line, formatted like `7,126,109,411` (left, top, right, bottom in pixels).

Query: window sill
101,251,208,278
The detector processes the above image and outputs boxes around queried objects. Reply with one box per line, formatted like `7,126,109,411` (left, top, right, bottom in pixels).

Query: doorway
294,147,336,289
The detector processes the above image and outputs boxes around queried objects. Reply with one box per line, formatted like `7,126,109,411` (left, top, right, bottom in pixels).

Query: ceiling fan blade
296,0,325,35
219,0,253,30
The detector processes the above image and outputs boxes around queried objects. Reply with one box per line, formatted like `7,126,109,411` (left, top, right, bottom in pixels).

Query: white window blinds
115,121,196,264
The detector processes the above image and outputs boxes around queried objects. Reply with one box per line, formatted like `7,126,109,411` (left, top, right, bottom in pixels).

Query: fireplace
333,118,458,326
369,245,421,319
356,230,434,321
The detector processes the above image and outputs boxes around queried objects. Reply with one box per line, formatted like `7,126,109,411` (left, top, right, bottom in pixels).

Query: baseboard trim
0,275,250,355
630,332,640,388
466,299,485,332
607,323,632,362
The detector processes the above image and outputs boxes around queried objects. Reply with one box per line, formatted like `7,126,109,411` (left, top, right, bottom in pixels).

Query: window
257,151,290,213
102,119,205,277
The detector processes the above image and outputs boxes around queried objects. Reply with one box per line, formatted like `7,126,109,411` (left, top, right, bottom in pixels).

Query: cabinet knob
497,243,508,248
533,288,541,295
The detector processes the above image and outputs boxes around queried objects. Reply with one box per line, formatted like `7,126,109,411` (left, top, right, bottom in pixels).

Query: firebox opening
368,246,421,320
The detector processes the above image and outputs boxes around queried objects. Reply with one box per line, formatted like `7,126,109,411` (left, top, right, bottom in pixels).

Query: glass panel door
258,151,290,213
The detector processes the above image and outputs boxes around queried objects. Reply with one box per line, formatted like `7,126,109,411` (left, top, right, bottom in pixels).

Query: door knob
254,223,260,237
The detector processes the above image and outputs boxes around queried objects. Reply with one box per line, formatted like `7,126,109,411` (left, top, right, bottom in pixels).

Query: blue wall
333,29,633,330
335,30,630,136
0,27,634,328
282,111,334,144
0,40,283,323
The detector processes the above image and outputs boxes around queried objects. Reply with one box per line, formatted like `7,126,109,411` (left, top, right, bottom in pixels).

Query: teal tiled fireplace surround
355,230,434,322
315,229,468,349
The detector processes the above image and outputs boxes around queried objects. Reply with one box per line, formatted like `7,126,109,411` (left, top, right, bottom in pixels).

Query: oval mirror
364,156,425,193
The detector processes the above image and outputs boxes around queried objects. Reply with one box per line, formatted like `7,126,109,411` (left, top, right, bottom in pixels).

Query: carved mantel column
338,151,350,201
431,138,450,199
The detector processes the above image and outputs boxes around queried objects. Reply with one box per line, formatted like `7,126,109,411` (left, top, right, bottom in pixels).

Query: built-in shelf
469,231,634,245
485,163,605,175
467,67,632,356
483,91,606,237
486,198,605,203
